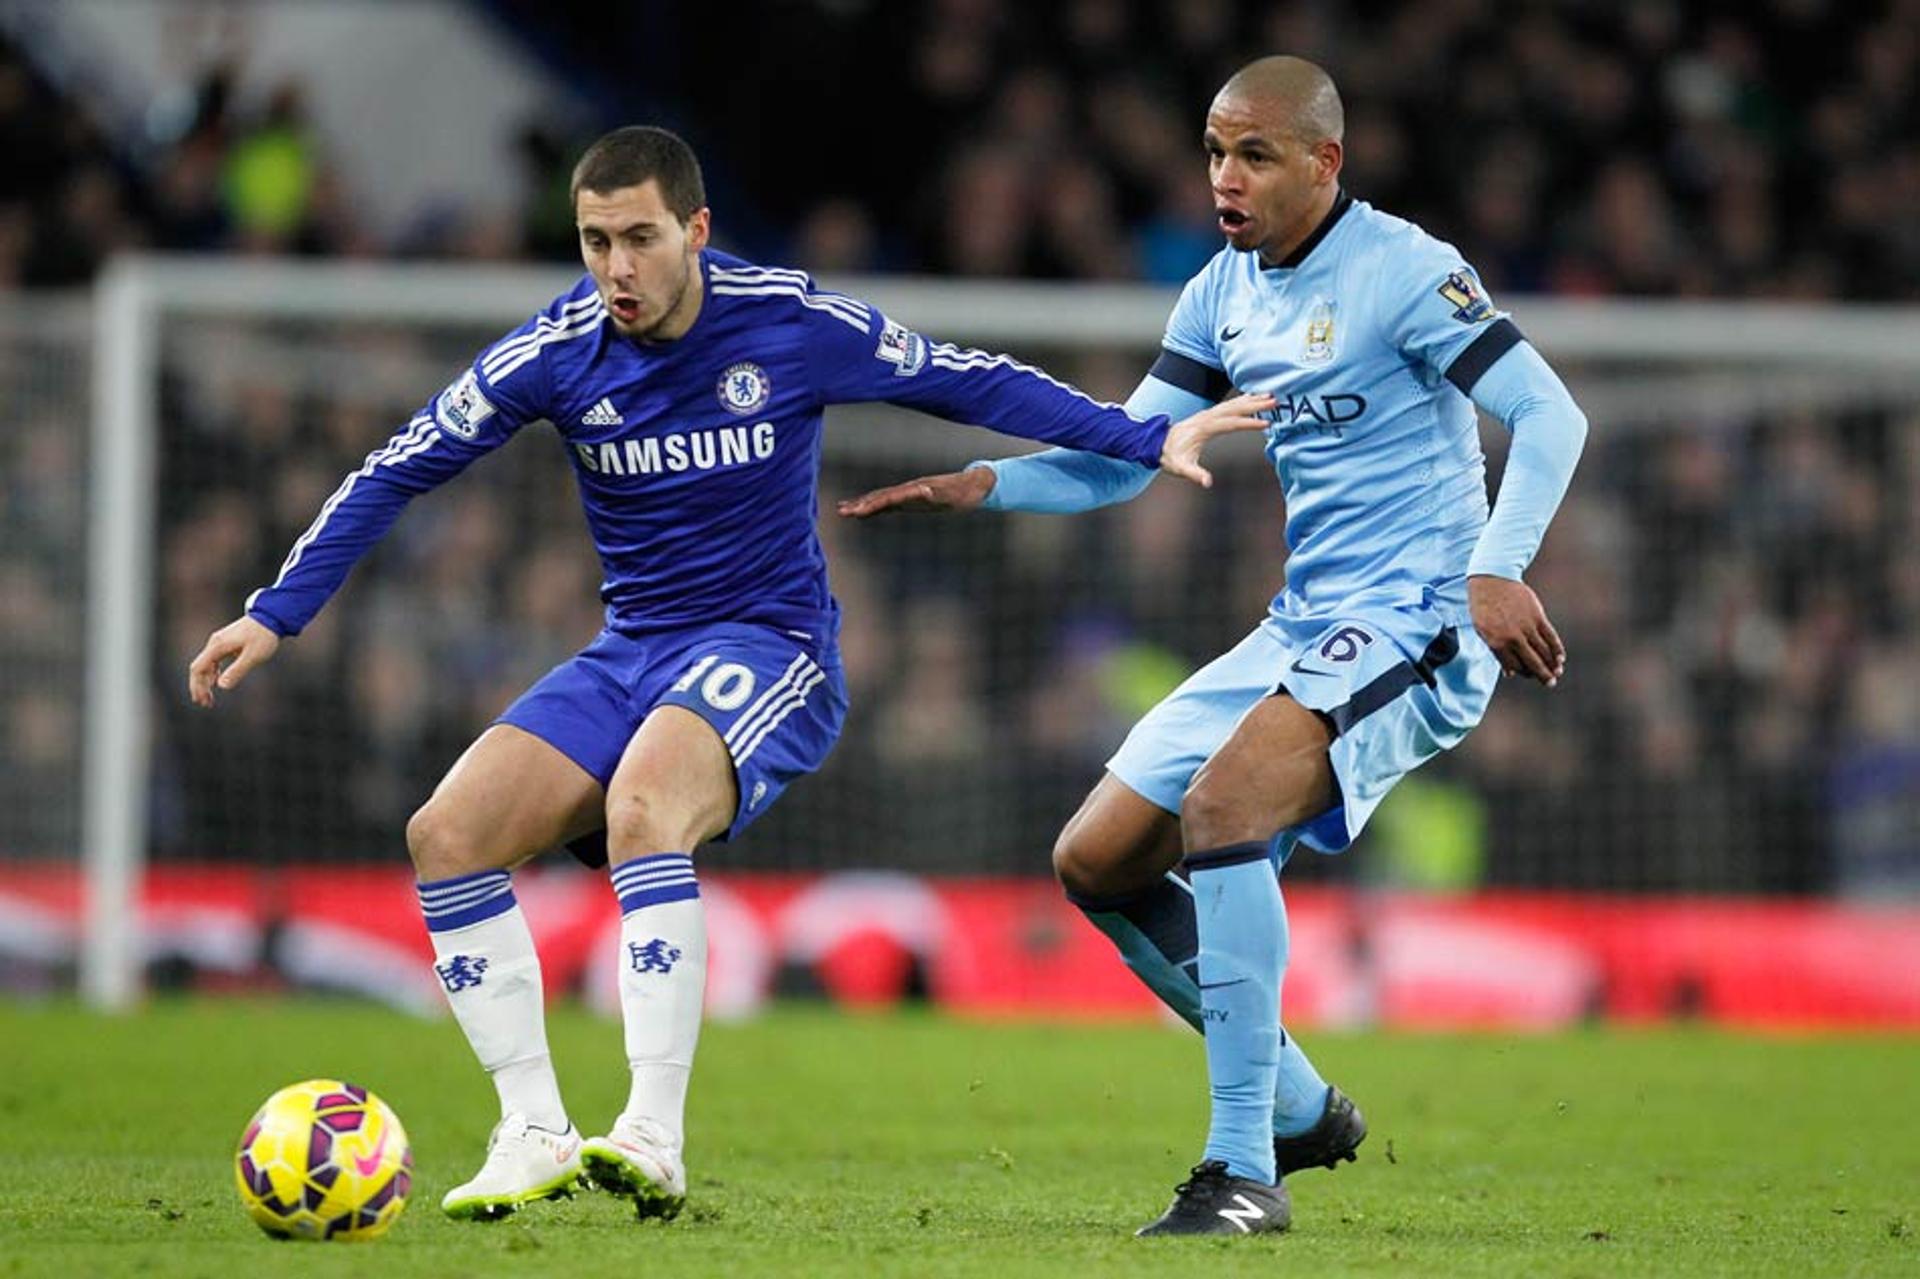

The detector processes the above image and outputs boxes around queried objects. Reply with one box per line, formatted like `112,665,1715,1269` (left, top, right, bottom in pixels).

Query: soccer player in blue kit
842,56,1588,1237
186,126,1272,1222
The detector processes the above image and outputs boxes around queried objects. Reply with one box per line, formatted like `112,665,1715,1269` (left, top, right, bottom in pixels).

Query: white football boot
580,1116,687,1220
440,1114,583,1220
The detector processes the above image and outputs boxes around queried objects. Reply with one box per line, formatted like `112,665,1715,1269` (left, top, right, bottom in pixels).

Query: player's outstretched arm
839,392,1273,519
837,466,995,519
188,615,281,708
1157,392,1273,488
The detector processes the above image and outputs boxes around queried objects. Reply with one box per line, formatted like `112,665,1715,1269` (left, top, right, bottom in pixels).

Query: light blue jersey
1161,193,1513,618
982,192,1583,626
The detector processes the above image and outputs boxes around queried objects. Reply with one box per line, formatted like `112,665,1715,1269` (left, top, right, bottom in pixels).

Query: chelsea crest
717,362,771,415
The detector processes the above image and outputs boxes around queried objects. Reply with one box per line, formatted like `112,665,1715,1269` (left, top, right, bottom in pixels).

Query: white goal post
82,253,1920,1008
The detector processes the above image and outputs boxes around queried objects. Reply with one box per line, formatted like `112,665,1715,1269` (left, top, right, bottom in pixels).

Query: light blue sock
1068,866,1330,1139
1265,829,1329,1138
1273,1039,1331,1138
1187,840,1285,1184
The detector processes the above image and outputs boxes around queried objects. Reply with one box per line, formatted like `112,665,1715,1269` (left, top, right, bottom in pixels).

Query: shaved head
1203,56,1345,264
1216,55,1344,146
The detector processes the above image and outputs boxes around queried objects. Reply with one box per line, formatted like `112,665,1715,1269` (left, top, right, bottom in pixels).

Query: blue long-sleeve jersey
246,250,1170,641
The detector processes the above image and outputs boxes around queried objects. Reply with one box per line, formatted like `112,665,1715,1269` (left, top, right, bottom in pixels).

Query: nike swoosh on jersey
1220,326,1245,341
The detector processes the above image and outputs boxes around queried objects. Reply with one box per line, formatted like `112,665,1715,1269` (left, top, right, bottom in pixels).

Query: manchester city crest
1302,299,1337,364
717,362,771,415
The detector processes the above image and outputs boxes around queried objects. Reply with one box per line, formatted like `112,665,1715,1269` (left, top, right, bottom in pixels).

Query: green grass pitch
1,1001,1916,1277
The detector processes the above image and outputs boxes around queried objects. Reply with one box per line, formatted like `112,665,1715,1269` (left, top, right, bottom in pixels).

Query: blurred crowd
677,0,1920,299
2,2,1915,295
1,2,1916,894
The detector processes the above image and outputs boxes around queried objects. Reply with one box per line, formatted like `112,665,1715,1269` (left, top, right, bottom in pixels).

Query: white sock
610,853,707,1151
418,870,569,1132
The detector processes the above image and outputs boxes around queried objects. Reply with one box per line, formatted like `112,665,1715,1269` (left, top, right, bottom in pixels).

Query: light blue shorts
1107,598,1500,853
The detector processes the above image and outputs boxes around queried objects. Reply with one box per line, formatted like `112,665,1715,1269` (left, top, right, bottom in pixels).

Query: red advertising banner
3,865,1917,1028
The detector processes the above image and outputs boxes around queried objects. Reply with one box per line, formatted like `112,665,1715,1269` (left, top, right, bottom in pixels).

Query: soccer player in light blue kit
186,126,1271,1223
842,56,1587,1237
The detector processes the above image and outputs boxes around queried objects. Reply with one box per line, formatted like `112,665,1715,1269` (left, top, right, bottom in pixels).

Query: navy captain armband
1444,318,1524,394
1148,348,1233,401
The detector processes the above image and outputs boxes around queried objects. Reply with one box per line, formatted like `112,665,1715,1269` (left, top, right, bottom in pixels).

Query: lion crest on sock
627,939,684,975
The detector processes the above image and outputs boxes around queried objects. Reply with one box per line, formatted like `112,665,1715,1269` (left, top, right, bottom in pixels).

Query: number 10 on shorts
672,654,757,711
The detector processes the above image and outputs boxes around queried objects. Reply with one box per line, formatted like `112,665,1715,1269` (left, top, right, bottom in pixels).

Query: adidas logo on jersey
582,397,624,426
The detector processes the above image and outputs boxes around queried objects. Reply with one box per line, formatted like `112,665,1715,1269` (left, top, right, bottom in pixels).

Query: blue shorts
1107,597,1500,853
498,621,848,845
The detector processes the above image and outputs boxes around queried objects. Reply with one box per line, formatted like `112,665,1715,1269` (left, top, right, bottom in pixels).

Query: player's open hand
836,465,997,519
1160,393,1275,488
188,615,281,708
1469,574,1565,687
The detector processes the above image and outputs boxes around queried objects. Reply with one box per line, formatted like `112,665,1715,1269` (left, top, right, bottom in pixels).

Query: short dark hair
570,126,706,221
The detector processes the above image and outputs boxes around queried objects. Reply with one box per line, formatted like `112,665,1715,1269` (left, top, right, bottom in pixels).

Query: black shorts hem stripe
1296,627,1461,741
1150,348,1233,401
1444,318,1524,394
1183,840,1271,871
